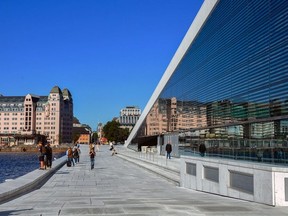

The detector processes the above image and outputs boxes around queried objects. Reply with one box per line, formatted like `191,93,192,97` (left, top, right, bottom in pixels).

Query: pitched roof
73,127,90,134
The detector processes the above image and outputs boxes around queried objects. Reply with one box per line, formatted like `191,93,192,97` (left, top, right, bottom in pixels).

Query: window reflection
129,0,288,166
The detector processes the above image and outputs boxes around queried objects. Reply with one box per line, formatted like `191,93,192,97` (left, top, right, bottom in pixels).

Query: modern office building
125,0,288,206
0,86,73,146
119,106,141,131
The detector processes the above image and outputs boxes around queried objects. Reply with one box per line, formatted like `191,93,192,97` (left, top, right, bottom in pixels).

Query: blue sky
0,0,203,130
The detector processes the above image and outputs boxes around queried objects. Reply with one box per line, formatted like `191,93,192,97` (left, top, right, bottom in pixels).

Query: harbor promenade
0,144,288,215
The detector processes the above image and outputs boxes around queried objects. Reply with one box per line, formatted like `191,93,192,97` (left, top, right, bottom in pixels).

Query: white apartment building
0,86,73,146
119,106,141,131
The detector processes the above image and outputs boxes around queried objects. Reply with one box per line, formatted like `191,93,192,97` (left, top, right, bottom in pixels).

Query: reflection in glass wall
129,1,288,166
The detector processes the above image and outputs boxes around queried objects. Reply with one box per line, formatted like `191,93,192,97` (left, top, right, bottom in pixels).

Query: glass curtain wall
130,0,288,165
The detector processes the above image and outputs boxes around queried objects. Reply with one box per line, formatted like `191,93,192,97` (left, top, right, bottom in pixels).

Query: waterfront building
0,86,73,146
125,0,288,206
73,126,91,145
119,106,141,131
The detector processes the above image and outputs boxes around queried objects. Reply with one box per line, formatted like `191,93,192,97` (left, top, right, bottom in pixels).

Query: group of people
38,141,119,171
40,140,206,171
38,141,53,170
66,145,81,167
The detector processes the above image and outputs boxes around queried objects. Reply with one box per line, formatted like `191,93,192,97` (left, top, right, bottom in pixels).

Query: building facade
145,97,207,136
73,125,91,145
125,0,288,206
119,106,141,131
0,86,73,146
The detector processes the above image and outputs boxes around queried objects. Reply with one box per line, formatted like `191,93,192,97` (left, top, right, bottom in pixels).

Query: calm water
0,152,65,184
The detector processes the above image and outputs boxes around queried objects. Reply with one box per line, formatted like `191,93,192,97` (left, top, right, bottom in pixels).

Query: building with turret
0,86,73,146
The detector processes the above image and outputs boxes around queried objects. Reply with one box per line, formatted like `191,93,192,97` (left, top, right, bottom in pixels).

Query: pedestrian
77,146,81,162
89,148,95,169
89,143,94,152
42,142,48,169
199,143,206,157
166,143,172,159
96,142,100,152
73,146,79,164
38,141,45,170
109,142,113,151
67,147,75,166
45,143,53,168
111,146,117,156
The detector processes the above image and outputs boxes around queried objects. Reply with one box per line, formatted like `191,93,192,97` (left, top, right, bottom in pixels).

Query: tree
91,132,99,143
118,128,130,143
103,120,130,143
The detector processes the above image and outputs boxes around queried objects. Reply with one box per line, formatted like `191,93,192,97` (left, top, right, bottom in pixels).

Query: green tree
103,120,130,143
118,128,129,143
91,132,99,143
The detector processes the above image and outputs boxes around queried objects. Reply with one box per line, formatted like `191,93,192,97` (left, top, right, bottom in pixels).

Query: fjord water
0,152,65,184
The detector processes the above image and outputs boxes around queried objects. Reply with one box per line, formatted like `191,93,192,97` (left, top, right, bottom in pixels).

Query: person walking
199,143,207,157
38,141,45,170
109,142,113,151
45,143,53,168
77,145,81,162
89,148,95,169
96,142,100,152
67,147,75,167
89,143,95,152
165,143,172,159
73,146,79,164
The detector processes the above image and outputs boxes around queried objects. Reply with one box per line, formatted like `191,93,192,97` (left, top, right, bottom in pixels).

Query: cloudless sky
0,0,203,130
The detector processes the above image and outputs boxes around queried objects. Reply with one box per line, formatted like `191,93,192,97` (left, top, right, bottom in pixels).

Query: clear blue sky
0,0,203,130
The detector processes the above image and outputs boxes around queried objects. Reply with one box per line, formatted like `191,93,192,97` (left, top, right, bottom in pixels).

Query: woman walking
89,149,95,170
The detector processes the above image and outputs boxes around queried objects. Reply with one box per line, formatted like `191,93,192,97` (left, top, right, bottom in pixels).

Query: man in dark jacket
45,143,53,168
166,143,172,159
199,143,206,157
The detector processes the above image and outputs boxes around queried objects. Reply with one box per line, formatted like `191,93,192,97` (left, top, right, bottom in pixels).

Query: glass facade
130,0,288,165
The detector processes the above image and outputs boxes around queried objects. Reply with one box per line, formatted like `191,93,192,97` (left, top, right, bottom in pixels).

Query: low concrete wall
180,155,288,206
0,156,66,204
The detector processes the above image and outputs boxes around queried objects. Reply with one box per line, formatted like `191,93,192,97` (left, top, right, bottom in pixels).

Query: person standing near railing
199,143,206,157
166,143,172,159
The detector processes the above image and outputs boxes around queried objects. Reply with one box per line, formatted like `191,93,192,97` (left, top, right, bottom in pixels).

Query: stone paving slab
0,144,288,215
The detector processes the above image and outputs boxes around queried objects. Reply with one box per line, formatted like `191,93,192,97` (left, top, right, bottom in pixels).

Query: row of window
0,127,57,131
0,112,24,115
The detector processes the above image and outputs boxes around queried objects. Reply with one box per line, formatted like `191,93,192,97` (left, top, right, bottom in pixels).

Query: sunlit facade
119,106,141,131
0,86,73,146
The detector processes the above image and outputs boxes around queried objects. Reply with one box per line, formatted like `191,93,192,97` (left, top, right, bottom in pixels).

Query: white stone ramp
0,144,287,215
